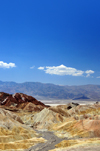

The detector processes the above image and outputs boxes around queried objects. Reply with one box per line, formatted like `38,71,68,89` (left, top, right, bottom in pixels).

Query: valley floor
0,92,100,151
25,130,65,151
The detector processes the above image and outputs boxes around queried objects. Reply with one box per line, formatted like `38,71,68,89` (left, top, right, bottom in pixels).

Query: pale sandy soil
53,146,100,151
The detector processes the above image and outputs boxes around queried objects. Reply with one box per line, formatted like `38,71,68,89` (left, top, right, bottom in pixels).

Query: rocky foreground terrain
0,92,100,150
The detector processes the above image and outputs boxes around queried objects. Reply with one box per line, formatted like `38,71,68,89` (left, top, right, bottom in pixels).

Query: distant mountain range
0,81,100,101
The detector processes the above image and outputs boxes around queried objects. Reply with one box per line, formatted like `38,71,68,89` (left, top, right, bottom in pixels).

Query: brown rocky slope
0,92,48,111
0,92,48,150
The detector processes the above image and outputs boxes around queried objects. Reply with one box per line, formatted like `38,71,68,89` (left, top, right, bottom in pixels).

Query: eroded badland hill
0,92,100,150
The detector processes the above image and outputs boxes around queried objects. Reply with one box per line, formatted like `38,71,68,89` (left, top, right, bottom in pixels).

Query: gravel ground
24,130,65,151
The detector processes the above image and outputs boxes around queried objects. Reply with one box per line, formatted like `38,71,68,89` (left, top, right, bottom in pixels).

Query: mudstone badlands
0,92,100,151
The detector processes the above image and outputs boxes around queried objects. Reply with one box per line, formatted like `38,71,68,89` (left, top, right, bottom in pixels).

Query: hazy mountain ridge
0,81,100,100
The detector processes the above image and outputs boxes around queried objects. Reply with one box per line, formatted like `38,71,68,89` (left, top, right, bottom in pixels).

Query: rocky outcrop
46,103,100,151
0,108,45,150
67,102,79,110
23,103,44,112
49,106,70,117
33,108,65,129
0,107,24,124
0,92,47,111
1,93,100,151
25,102,100,151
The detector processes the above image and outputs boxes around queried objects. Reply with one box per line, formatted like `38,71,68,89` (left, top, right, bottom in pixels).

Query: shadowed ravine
24,130,66,151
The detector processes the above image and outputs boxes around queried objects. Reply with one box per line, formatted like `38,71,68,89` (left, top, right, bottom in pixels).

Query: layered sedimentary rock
0,92,48,150
0,92,100,151
23,102,44,112
0,108,45,150
33,108,65,129
50,138,100,151
49,103,100,150
49,105,70,117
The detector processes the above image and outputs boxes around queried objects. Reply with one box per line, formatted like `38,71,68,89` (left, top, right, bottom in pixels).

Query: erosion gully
24,130,67,151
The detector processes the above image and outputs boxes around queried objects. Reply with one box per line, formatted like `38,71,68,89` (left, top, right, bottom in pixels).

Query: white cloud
97,76,100,78
38,64,84,76
0,61,16,68
38,66,45,70
85,70,94,77
30,66,35,69
38,64,95,77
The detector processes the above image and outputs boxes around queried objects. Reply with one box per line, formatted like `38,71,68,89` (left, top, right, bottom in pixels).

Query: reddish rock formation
0,92,10,103
0,92,47,111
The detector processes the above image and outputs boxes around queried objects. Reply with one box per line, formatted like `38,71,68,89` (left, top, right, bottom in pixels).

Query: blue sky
0,0,100,85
